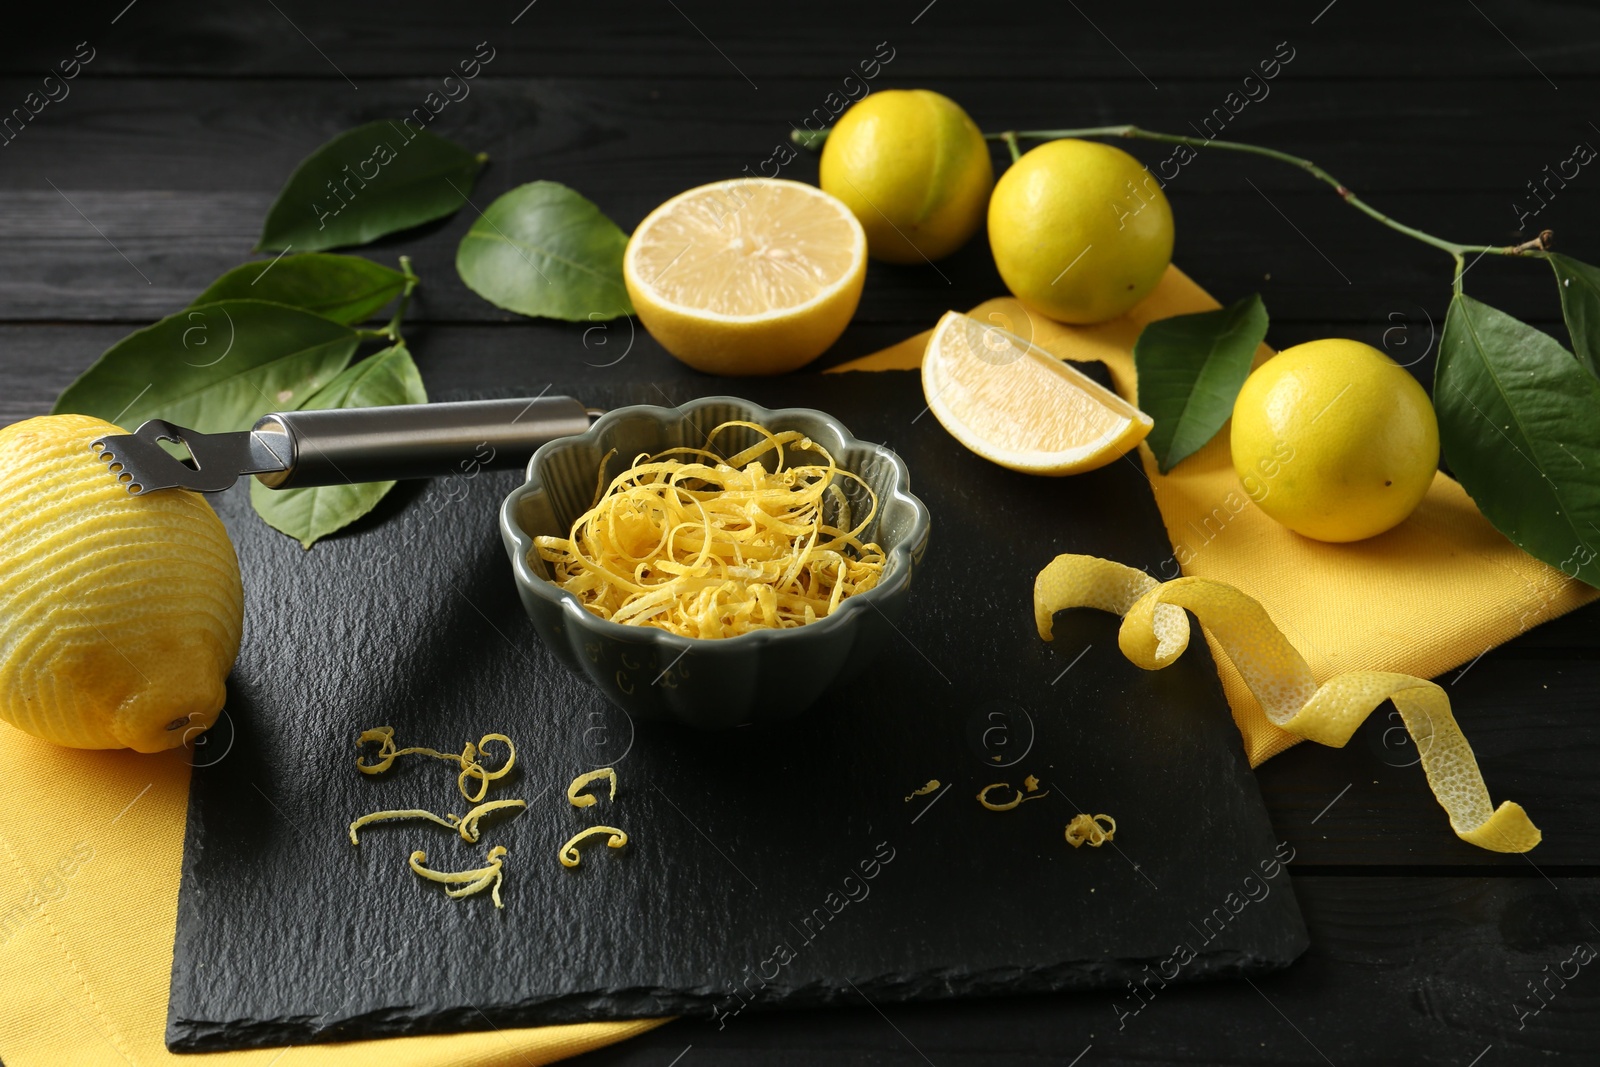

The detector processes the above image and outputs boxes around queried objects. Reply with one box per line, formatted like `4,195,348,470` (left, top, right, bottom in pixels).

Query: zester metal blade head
89,419,291,495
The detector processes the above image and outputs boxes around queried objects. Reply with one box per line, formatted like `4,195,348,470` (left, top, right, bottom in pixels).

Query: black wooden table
5,2,1598,1063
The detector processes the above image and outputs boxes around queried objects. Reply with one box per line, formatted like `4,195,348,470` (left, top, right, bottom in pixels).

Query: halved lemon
624,178,867,376
922,310,1153,475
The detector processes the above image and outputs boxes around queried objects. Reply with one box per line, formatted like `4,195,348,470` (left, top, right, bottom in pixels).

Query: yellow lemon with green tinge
1230,339,1439,543
819,89,994,263
0,414,244,751
988,139,1174,324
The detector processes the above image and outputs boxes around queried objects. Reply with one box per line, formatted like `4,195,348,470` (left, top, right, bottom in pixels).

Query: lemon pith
624,178,867,376
922,310,1153,475
0,414,243,752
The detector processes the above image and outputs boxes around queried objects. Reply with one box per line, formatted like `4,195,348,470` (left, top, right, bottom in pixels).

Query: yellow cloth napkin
0,729,667,1065
833,266,1599,765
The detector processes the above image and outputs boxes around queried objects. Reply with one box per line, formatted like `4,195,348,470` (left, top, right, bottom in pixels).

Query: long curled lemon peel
532,420,888,639
976,782,1050,811
559,826,629,868
355,726,517,802
1033,554,1541,854
1065,813,1117,848
567,767,618,809
409,845,508,908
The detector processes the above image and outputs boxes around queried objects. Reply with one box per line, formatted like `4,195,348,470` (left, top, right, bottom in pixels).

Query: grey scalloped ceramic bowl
499,396,930,729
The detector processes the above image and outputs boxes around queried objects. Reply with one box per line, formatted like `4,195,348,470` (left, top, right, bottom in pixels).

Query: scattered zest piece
355,726,517,802
456,798,528,843
533,421,887,638
559,825,629,868
567,767,618,809
976,782,1049,811
409,845,509,908
904,779,941,802
350,799,528,846
1065,813,1117,848
1032,553,1542,853
1023,774,1041,792
349,807,459,845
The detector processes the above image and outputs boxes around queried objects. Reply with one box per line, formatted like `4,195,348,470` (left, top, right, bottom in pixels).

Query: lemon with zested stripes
0,414,243,752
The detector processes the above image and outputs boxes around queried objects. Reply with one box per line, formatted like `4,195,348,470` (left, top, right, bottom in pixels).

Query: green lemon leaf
250,343,427,548
1436,293,1600,587
257,122,484,253
1547,252,1600,378
1134,293,1269,473
52,300,357,433
455,180,633,322
190,254,407,326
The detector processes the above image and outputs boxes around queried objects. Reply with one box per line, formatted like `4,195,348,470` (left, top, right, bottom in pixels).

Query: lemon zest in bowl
977,782,1050,811
409,845,509,908
568,767,618,809
1065,813,1117,848
355,726,517,802
559,826,629,868
533,420,888,639
1033,553,1542,854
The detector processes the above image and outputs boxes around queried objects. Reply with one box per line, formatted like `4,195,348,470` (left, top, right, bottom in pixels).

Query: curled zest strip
354,726,517,802
904,779,941,802
349,808,460,845
1065,813,1117,848
976,782,1050,811
567,767,618,809
1033,554,1542,854
456,798,528,843
409,845,509,909
559,826,628,868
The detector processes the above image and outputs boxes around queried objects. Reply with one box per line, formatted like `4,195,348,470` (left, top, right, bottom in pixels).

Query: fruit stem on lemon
982,126,1553,267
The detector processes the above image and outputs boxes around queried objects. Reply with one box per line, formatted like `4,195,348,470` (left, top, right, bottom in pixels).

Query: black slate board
166,371,1307,1052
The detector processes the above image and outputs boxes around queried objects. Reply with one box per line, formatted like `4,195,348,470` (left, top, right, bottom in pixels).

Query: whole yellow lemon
819,89,994,263
1230,339,1439,542
987,139,1174,324
0,414,244,751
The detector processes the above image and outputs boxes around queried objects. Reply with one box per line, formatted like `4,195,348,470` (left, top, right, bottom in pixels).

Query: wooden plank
5,0,1598,81
561,875,1600,1066
0,74,1593,197
0,181,1585,329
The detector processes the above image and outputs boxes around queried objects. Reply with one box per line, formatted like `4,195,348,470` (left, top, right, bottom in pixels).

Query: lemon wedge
921,310,1153,475
623,178,866,376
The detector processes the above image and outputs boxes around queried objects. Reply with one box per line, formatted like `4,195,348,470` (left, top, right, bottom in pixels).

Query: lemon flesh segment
922,311,1153,475
623,178,867,375
1033,553,1541,854
0,414,243,752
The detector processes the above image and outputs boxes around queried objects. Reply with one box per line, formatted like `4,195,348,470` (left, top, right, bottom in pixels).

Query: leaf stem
985,126,1551,264
1001,131,1021,164
358,255,420,345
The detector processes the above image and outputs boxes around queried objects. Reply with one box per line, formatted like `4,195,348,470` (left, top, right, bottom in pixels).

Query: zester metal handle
252,396,593,490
